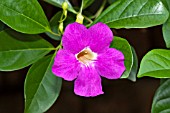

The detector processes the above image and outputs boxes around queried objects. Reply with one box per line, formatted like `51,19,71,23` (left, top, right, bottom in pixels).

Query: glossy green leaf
108,0,117,4
162,0,170,48
64,13,76,26
110,36,133,78
0,0,51,34
160,78,168,84
46,11,75,40
93,0,169,28
138,49,170,78
0,21,5,31
44,0,77,14
24,54,62,113
83,0,95,9
127,47,138,82
0,29,54,71
152,79,170,113
46,12,62,40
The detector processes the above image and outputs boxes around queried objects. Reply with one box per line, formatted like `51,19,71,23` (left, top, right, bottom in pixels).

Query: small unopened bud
59,22,64,33
76,13,84,24
62,2,68,10
63,10,67,16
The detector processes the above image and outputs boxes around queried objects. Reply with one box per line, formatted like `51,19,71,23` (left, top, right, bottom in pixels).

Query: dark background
0,0,166,113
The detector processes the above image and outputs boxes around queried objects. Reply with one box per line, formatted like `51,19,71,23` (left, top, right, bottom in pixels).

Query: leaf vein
0,3,50,31
147,59,165,69
118,1,134,18
105,13,165,24
136,0,148,15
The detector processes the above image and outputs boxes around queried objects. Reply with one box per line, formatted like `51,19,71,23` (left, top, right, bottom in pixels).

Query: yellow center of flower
76,47,97,66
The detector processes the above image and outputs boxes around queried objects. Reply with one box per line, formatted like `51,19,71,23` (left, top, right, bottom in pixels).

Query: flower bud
76,13,84,24
59,22,64,33
63,10,67,16
62,2,68,10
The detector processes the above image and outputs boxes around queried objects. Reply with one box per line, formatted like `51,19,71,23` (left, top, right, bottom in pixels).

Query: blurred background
0,0,166,113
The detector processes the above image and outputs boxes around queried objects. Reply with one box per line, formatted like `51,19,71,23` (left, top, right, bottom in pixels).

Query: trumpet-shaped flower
52,22,125,97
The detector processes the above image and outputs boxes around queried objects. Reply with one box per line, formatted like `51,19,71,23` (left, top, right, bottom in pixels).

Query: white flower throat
75,47,97,66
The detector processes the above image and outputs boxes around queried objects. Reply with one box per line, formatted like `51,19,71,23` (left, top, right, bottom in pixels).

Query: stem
59,13,64,22
56,41,62,51
80,0,84,14
84,15,93,24
49,30,61,36
90,0,107,19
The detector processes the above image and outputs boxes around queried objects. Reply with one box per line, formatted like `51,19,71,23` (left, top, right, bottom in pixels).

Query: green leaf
44,0,77,14
0,21,5,31
160,78,168,84
64,13,76,26
83,0,95,9
46,11,75,40
24,54,62,113
46,12,62,40
0,29,54,71
152,79,170,113
0,0,51,34
108,0,117,4
138,49,170,78
127,47,138,82
162,0,170,48
93,0,169,28
110,36,133,78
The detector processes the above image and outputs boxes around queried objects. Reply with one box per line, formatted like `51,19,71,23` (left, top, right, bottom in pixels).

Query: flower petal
96,48,125,79
74,67,104,97
52,49,80,81
62,22,90,54
88,22,113,53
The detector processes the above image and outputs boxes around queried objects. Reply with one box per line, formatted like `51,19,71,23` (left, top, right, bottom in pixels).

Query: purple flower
52,22,125,97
